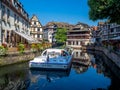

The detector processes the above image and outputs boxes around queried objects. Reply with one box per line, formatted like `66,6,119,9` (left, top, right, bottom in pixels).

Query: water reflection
72,63,88,74
72,50,120,90
0,63,30,90
0,50,119,90
93,51,120,90
28,69,70,90
72,50,91,66
29,69,70,83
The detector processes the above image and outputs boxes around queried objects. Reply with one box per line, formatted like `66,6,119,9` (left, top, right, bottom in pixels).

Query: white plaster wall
40,28,42,32
1,3,29,33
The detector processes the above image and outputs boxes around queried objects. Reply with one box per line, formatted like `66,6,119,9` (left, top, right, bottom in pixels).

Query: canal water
0,50,120,90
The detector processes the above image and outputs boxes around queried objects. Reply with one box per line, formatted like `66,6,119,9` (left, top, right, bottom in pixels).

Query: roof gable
30,15,42,26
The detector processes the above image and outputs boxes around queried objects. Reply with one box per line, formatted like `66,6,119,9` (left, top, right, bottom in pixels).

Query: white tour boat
29,48,73,70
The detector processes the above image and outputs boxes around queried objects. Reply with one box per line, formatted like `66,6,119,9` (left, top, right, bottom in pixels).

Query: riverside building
0,0,39,47
66,23,92,49
30,15,43,42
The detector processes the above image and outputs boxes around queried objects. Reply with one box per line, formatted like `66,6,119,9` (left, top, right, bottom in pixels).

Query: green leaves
0,46,7,56
88,0,120,24
55,28,67,44
18,43,25,54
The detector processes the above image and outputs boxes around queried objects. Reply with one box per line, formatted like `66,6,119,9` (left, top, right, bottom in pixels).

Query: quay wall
0,52,40,67
87,46,120,69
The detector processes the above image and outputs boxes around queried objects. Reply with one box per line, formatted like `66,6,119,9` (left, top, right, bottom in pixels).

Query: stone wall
0,52,40,67
87,46,120,69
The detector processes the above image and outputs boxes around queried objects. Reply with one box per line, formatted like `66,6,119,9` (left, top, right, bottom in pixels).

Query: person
47,54,49,62
61,50,66,56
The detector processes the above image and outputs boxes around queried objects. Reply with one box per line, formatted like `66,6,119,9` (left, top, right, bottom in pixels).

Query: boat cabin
41,49,69,58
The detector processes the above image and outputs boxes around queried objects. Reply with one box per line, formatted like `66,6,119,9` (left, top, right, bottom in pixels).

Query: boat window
42,50,47,56
48,51,60,57
61,50,68,56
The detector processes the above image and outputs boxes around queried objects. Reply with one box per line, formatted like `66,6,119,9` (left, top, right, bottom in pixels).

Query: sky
20,0,98,26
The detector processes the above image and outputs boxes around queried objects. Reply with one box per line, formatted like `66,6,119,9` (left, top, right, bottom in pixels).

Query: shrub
0,46,7,56
2,43,8,49
37,43,44,51
18,43,25,54
31,44,37,52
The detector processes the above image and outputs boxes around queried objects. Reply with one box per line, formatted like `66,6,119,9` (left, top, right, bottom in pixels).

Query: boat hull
29,62,72,70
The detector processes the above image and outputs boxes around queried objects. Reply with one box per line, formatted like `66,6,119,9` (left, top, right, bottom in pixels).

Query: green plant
18,43,25,54
31,44,37,52
36,43,43,51
0,46,7,56
55,28,67,44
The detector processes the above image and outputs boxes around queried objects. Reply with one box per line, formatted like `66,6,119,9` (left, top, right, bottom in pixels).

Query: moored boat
29,48,73,70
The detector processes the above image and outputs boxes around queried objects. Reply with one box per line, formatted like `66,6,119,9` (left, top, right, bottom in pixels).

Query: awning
13,30,40,44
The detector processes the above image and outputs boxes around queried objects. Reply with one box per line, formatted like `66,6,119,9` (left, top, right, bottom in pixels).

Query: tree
55,28,67,44
88,0,120,24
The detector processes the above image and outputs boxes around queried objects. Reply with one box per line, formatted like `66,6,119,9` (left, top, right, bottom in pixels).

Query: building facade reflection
72,50,91,66
0,51,120,90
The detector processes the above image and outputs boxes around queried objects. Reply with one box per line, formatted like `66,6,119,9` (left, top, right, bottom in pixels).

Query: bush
2,43,8,50
36,43,43,51
18,43,25,54
0,46,7,56
31,44,37,52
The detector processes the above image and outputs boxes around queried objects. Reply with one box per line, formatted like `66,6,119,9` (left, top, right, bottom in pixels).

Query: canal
0,50,120,90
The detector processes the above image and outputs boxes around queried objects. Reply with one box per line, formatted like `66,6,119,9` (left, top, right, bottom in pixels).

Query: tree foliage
55,28,67,44
88,0,120,24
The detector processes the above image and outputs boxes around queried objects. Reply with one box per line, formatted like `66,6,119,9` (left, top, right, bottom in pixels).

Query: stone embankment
0,51,40,67
87,46,120,69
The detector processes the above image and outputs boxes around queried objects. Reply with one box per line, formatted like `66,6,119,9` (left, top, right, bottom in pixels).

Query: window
76,41,78,45
17,16,19,23
38,28,40,31
68,41,71,45
14,14,16,22
34,22,36,25
110,28,114,33
61,50,68,56
2,5,5,16
116,27,120,32
76,52,78,57
37,34,40,38
42,50,47,56
22,20,23,26
7,9,10,19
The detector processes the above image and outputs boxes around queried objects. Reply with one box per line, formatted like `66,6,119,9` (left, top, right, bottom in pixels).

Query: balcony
102,33,120,41
30,31,43,34
67,39,90,41
67,34,90,36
